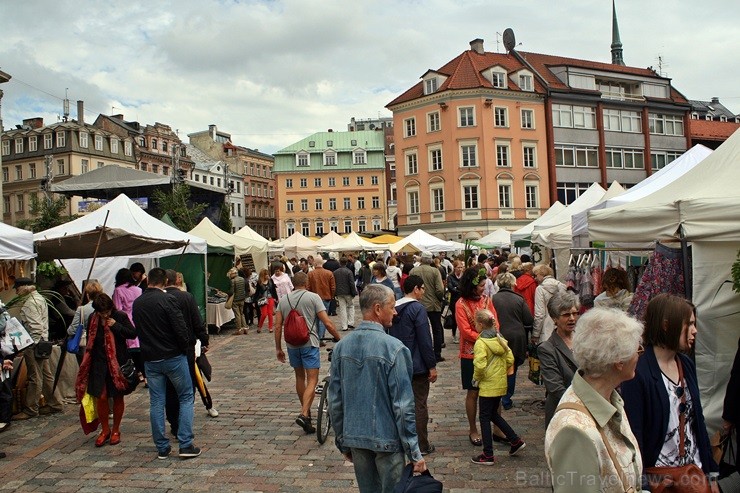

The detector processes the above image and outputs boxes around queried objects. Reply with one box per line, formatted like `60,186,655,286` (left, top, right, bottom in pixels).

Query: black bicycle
315,343,334,444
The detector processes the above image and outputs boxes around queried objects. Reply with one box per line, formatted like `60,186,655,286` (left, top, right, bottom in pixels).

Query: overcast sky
1,0,738,155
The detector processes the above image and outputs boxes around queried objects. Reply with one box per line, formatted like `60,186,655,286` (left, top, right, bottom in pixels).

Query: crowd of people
1,248,739,493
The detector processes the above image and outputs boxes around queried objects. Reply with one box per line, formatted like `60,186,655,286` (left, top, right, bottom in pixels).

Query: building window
491,70,506,88
315,198,323,211
372,196,380,209
152,164,158,174
651,150,682,171
431,187,444,212
459,106,475,127
124,141,132,156
498,184,512,209
557,182,592,205
525,184,539,209
353,150,366,164
300,178,307,188
28,136,38,152
324,151,336,166
519,74,533,91
343,197,351,210
606,148,645,169
111,138,119,153
552,104,596,129
460,143,477,167
301,222,310,236
424,77,438,94
343,176,350,186
372,218,381,231
16,194,24,212
3,196,9,215
328,177,336,187
15,165,22,180
494,107,508,127
496,144,510,167
301,199,308,211
430,148,443,171
162,141,168,152
79,132,88,148
358,197,365,209
649,114,684,136
329,198,337,210
286,200,294,212
330,221,338,233
463,185,479,209
358,220,366,233
95,134,103,151
603,109,642,132
1,141,9,156
408,190,420,214
152,138,158,150
14,138,24,154
42,133,53,150
314,177,322,187
406,152,418,175
371,175,378,185
316,222,324,236
428,111,440,132
344,220,352,234
297,153,309,167
237,203,241,217
523,145,537,168
357,176,364,186
1,167,7,182
404,117,416,137
326,140,333,147
286,178,293,188
286,223,295,236
554,145,599,167
521,109,534,129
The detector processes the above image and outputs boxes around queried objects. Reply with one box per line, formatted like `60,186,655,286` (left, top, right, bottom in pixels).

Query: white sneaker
452,336,459,344
207,407,219,418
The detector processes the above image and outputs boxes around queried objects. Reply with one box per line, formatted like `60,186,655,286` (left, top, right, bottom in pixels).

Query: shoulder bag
67,306,84,353
224,280,235,310
34,338,54,359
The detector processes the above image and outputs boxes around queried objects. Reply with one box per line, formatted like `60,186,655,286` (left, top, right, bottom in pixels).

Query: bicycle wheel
316,377,331,444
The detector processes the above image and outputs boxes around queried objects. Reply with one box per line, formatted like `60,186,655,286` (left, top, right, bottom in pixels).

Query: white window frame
315,198,323,211
525,183,539,209
496,142,511,167
1,140,9,156
314,177,322,187
462,183,480,210
329,198,337,210
498,182,512,209
28,136,38,152
300,199,308,212
286,223,295,237
357,176,364,186
328,177,336,187
427,111,440,132
353,149,367,164
404,117,416,137
297,152,309,167
15,138,23,154
518,73,533,91
110,138,119,154
523,144,537,168
460,142,478,168
343,176,350,186
124,141,132,156
285,178,293,188
343,197,351,210
357,197,365,209
407,189,420,215
300,178,307,188
81,159,89,173
301,222,310,237
406,151,418,175
286,200,294,212
323,150,336,166
424,77,438,95
494,107,508,127
458,106,475,127
372,196,380,209
344,220,352,234
520,108,534,129
44,133,53,150
431,186,444,212
94,134,103,151
490,69,507,89
79,132,88,148
371,175,378,185
429,147,443,172
554,145,599,168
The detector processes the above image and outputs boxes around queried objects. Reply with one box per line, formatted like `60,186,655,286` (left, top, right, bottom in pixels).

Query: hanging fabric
628,243,691,320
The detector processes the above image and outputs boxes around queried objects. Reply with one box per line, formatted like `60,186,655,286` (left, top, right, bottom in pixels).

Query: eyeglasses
637,344,645,355
559,311,579,318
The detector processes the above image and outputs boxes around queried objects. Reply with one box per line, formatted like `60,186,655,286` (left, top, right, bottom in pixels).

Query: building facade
273,130,387,238
189,125,277,239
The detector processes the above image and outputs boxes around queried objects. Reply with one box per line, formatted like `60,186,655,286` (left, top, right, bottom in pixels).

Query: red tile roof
690,120,740,140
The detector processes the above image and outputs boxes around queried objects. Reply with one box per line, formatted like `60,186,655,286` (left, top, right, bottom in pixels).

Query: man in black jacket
132,268,201,460
333,257,357,331
163,270,218,435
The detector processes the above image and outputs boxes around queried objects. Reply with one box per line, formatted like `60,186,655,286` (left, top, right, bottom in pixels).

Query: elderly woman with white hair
545,307,644,493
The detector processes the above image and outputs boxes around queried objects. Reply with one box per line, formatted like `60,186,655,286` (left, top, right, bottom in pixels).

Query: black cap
13,277,34,288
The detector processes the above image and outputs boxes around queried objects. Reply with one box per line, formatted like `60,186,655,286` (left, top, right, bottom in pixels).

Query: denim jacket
328,320,422,462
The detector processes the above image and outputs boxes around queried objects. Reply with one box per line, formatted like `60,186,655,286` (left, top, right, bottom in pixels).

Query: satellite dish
503,28,516,53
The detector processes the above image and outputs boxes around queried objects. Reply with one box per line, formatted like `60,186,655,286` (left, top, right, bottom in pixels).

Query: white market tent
189,218,268,272
475,229,511,249
510,201,566,244
234,225,283,253
0,222,35,260
314,230,345,248
389,229,457,254
588,128,740,433
318,232,389,252
281,232,318,259
571,144,713,246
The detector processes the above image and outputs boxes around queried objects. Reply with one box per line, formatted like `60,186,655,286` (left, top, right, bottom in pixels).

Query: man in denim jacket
328,284,427,493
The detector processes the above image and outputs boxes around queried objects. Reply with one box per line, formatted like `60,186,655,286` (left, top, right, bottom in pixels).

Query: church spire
611,0,625,65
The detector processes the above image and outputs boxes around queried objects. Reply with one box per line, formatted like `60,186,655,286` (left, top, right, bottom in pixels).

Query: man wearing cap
13,278,64,420
410,252,446,362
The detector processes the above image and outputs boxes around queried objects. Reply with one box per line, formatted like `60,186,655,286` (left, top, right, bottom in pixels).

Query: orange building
386,39,550,241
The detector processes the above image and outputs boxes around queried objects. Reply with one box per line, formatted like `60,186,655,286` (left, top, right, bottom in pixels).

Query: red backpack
284,291,310,346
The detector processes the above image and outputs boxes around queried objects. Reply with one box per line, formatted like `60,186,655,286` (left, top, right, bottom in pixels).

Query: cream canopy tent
281,232,318,259
390,229,457,254
571,145,713,246
510,201,566,245
0,222,35,260
314,230,345,248
588,128,740,433
189,218,268,272
234,225,282,253
474,229,511,249
318,232,388,252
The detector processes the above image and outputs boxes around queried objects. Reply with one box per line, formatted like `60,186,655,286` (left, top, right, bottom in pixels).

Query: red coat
514,274,537,315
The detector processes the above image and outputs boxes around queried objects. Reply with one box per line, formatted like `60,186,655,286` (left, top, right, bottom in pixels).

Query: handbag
443,310,455,330
393,463,443,493
1,317,34,357
224,294,234,310
527,342,542,385
67,307,84,353
119,359,139,394
34,339,54,359
257,297,268,307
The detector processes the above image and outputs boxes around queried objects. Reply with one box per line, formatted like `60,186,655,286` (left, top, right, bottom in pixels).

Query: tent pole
679,228,692,299
173,240,190,271
85,210,110,282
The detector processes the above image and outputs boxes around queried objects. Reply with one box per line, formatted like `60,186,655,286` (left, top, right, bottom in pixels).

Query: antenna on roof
62,88,70,122
503,28,516,53
656,55,668,77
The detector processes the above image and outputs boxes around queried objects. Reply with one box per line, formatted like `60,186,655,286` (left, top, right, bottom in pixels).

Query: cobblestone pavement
2,314,552,492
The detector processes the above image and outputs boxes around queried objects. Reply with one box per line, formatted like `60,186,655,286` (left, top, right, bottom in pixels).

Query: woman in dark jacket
446,260,464,344
254,268,278,333
621,294,718,490
492,272,533,411
74,293,137,447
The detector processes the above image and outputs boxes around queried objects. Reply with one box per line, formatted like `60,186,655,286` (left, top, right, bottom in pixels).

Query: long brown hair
643,293,692,351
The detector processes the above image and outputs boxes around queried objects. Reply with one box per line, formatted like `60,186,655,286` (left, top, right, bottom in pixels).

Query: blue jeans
145,355,194,452
350,447,405,493
502,364,518,408
317,300,331,339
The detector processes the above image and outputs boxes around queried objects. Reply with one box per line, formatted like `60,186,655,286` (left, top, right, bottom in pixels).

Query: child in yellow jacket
471,309,526,465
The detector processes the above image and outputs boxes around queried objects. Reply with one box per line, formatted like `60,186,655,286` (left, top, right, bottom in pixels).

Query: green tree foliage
219,201,233,233
17,195,77,232
151,184,207,231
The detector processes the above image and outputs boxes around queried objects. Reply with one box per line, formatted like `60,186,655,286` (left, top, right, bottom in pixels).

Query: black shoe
441,342,446,348
179,445,202,459
157,446,172,460
295,414,315,434
421,444,436,456
509,439,526,456
436,356,446,362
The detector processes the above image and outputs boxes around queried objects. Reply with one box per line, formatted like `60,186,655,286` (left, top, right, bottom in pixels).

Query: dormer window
519,73,533,91
489,68,507,89
353,149,367,165
309,140,315,147
691,113,699,120
327,140,333,147
324,150,336,166
296,152,309,167
425,77,438,95
720,115,728,122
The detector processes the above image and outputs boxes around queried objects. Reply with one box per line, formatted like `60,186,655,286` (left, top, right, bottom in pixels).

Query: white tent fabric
314,231,345,248
34,194,207,256
189,218,268,272
0,222,35,260
510,201,566,244
476,229,511,248
234,225,283,252
281,232,318,259
390,229,457,254
571,145,713,243
318,232,388,252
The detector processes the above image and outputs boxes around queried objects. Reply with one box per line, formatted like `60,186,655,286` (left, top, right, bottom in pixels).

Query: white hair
496,272,517,289
572,307,643,377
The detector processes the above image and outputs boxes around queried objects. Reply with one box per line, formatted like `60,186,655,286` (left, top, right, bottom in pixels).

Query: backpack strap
287,290,307,311
554,402,634,493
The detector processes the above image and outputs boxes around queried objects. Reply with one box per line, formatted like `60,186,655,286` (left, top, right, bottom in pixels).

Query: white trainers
452,336,459,344
207,407,219,418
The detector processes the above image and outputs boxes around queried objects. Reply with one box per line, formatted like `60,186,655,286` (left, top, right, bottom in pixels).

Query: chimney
208,124,217,140
470,38,484,55
711,97,720,104
77,100,84,124
23,117,44,129
111,114,124,120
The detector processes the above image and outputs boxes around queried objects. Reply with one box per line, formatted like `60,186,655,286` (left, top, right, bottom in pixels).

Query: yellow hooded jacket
473,330,514,397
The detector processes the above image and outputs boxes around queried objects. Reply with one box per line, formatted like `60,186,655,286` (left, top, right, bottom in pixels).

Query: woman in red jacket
513,262,536,317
